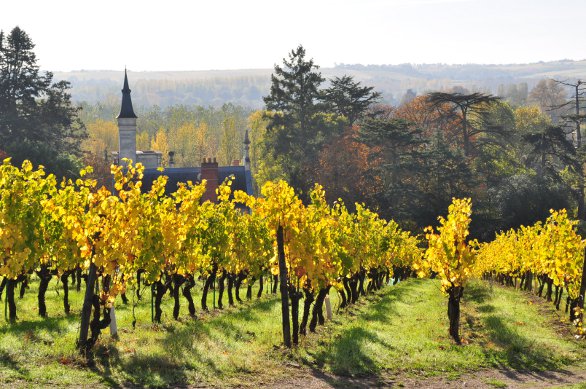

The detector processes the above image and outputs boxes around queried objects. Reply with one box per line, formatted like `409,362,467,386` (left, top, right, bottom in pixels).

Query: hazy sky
2,0,584,72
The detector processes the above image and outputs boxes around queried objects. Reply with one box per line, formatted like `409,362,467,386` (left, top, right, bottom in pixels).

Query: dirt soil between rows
254,363,586,389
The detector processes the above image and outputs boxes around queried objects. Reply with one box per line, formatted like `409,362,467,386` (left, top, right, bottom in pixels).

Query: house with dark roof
113,70,253,202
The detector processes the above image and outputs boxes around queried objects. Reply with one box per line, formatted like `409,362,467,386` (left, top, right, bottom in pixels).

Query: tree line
2,25,586,241
257,46,586,240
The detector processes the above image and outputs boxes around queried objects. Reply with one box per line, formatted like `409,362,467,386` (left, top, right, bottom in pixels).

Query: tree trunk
89,296,111,347
358,270,366,296
343,278,352,305
555,286,563,310
217,270,227,309
272,274,279,294
37,266,52,317
300,287,314,335
277,225,291,348
227,273,235,306
349,275,359,303
393,267,401,285
201,264,217,311
257,274,264,298
75,267,82,292
338,287,347,309
578,248,586,318
89,275,111,346
78,262,97,355
19,277,28,299
289,285,301,345
182,276,196,317
538,275,545,297
235,272,245,303
0,277,6,300
61,272,71,314
172,274,185,320
136,269,143,300
546,278,554,302
309,287,329,332
525,271,533,291
448,286,464,344
153,280,168,323
6,279,17,323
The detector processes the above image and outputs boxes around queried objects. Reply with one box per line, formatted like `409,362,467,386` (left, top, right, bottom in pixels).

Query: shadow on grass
89,296,280,386
93,344,190,388
358,279,426,324
0,349,30,378
0,314,78,336
483,315,568,371
465,281,493,304
308,280,424,378
219,297,280,322
466,281,575,373
311,326,386,376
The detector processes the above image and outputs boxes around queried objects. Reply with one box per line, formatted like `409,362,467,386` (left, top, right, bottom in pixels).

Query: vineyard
0,159,585,387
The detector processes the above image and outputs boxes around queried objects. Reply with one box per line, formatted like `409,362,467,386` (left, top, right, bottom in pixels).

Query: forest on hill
54,59,586,108
75,50,586,241
3,25,586,241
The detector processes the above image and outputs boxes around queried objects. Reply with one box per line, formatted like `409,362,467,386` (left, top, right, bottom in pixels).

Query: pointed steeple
117,68,137,119
243,129,251,171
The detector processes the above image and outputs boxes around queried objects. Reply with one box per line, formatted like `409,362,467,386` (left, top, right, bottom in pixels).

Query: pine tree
0,26,86,177
323,75,381,126
263,45,330,195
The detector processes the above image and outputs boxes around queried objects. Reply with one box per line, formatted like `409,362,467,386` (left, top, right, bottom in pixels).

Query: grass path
0,277,584,387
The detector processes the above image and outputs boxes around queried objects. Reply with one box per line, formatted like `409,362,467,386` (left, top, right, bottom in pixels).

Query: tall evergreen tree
323,75,381,126
0,26,85,177
263,45,339,195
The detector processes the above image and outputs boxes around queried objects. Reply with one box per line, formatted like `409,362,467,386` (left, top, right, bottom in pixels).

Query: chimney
201,157,219,202
232,159,240,166
168,151,175,168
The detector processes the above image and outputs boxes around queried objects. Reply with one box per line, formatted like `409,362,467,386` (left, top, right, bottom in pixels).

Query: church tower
117,69,137,165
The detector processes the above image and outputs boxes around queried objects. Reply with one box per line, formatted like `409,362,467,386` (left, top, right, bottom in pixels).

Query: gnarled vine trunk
183,276,196,317
448,286,464,344
201,264,217,310
37,266,52,317
300,287,314,335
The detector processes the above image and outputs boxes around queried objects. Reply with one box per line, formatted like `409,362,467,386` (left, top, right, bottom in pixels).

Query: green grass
0,277,584,387
294,278,585,378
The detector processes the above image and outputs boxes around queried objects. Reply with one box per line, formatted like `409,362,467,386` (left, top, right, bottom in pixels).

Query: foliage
418,198,475,292
0,27,86,178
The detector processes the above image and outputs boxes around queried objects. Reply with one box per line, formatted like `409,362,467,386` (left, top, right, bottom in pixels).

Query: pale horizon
2,0,585,72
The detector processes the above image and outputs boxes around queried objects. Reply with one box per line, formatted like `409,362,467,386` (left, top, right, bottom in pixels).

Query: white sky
2,0,585,72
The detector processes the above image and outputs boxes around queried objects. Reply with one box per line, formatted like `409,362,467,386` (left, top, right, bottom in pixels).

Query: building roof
141,165,253,196
116,69,138,119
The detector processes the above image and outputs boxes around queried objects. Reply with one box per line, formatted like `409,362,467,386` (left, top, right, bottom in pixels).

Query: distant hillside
53,60,586,109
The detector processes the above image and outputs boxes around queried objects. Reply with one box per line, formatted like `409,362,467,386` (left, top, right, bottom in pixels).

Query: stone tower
117,69,137,165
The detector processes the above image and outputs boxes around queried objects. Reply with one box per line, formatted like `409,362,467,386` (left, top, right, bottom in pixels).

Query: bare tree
551,79,586,220
553,79,586,147
528,79,567,124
